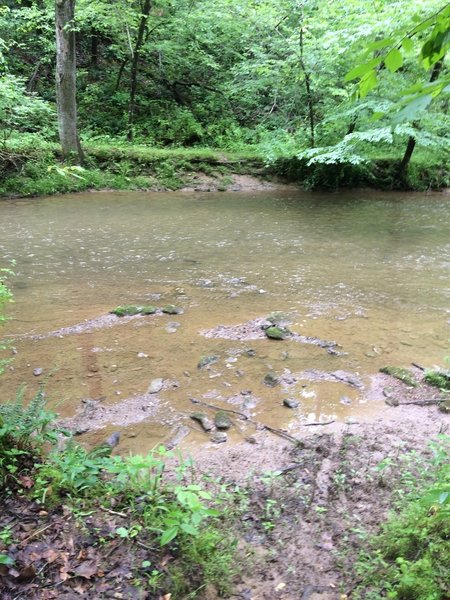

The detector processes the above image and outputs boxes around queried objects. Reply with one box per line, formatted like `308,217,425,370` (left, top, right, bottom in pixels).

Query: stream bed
0,189,449,454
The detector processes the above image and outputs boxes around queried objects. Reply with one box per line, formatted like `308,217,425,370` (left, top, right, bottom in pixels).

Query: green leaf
365,38,395,53
160,526,179,546
393,94,433,123
115,527,129,538
401,38,414,53
180,522,198,535
0,554,14,566
345,58,381,82
359,70,378,98
385,49,403,73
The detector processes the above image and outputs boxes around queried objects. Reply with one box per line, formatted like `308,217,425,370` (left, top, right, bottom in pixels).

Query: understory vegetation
0,390,239,596
0,0,449,195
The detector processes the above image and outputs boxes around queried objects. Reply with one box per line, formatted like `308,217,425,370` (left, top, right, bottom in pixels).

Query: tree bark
55,0,83,161
127,0,152,142
398,59,443,179
299,24,315,148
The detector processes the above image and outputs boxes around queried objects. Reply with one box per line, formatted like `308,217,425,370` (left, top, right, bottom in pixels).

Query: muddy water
0,190,448,453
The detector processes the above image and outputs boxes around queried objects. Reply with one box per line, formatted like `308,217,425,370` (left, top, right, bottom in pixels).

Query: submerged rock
283,398,299,409
197,355,219,369
162,304,183,315
211,431,228,444
166,425,190,450
264,372,279,387
191,412,214,431
214,411,232,430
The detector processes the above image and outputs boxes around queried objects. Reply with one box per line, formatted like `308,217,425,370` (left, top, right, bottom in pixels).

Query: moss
265,326,290,340
140,305,158,315
380,366,417,387
110,305,142,317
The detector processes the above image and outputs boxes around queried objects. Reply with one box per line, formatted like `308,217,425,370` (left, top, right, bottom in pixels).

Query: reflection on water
0,190,449,452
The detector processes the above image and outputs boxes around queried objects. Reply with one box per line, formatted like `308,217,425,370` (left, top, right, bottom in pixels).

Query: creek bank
1,389,448,599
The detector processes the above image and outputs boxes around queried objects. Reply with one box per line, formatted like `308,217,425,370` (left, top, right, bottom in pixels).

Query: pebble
33,368,43,377
148,378,164,394
283,398,299,409
211,431,228,444
137,352,148,358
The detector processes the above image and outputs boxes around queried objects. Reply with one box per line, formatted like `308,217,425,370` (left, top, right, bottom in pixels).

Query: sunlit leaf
385,49,403,73
345,58,380,82
359,70,378,98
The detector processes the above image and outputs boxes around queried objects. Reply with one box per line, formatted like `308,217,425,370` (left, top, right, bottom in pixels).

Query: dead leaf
16,564,36,582
73,559,98,579
19,475,35,489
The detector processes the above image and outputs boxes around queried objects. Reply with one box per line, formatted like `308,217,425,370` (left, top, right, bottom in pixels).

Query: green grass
352,437,450,600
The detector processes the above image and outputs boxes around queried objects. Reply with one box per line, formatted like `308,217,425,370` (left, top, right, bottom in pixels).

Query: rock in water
162,305,182,315
148,378,164,394
197,355,219,369
265,326,290,340
283,398,299,409
191,412,214,431
214,411,232,430
211,432,227,444
264,372,279,387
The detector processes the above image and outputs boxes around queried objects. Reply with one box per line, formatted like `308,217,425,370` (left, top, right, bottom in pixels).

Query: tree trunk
299,24,315,148
398,59,443,179
127,0,152,142
55,0,83,161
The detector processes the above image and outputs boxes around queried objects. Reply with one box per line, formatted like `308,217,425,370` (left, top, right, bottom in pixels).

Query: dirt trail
191,397,449,599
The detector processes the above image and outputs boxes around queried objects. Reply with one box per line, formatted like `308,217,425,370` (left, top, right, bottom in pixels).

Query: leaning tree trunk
55,0,83,161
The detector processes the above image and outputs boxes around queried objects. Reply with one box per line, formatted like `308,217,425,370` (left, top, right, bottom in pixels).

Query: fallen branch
190,397,249,419
303,420,335,427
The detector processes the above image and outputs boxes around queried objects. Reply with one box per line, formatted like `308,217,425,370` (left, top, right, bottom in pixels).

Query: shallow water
0,189,449,452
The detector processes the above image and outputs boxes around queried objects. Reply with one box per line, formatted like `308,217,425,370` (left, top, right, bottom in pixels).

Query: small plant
0,387,64,490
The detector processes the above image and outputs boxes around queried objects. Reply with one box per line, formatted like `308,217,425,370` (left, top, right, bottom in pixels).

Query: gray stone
33,367,43,377
197,355,219,369
211,431,228,444
148,378,164,394
264,372,279,387
214,411,232,430
283,398,299,409
191,412,214,431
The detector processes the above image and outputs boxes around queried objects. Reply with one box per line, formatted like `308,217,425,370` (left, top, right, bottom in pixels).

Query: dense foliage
0,0,448,189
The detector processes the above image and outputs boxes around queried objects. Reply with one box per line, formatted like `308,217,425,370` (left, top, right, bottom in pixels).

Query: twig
190,397,249,419
19,523,53,546
99,506,128,517
411,362,426,371
303,420,335,427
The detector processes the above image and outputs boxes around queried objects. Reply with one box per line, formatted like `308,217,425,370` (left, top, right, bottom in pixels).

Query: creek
0,189,448,453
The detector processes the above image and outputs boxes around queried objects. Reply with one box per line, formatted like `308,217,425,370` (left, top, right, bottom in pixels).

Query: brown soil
180,173,297,193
